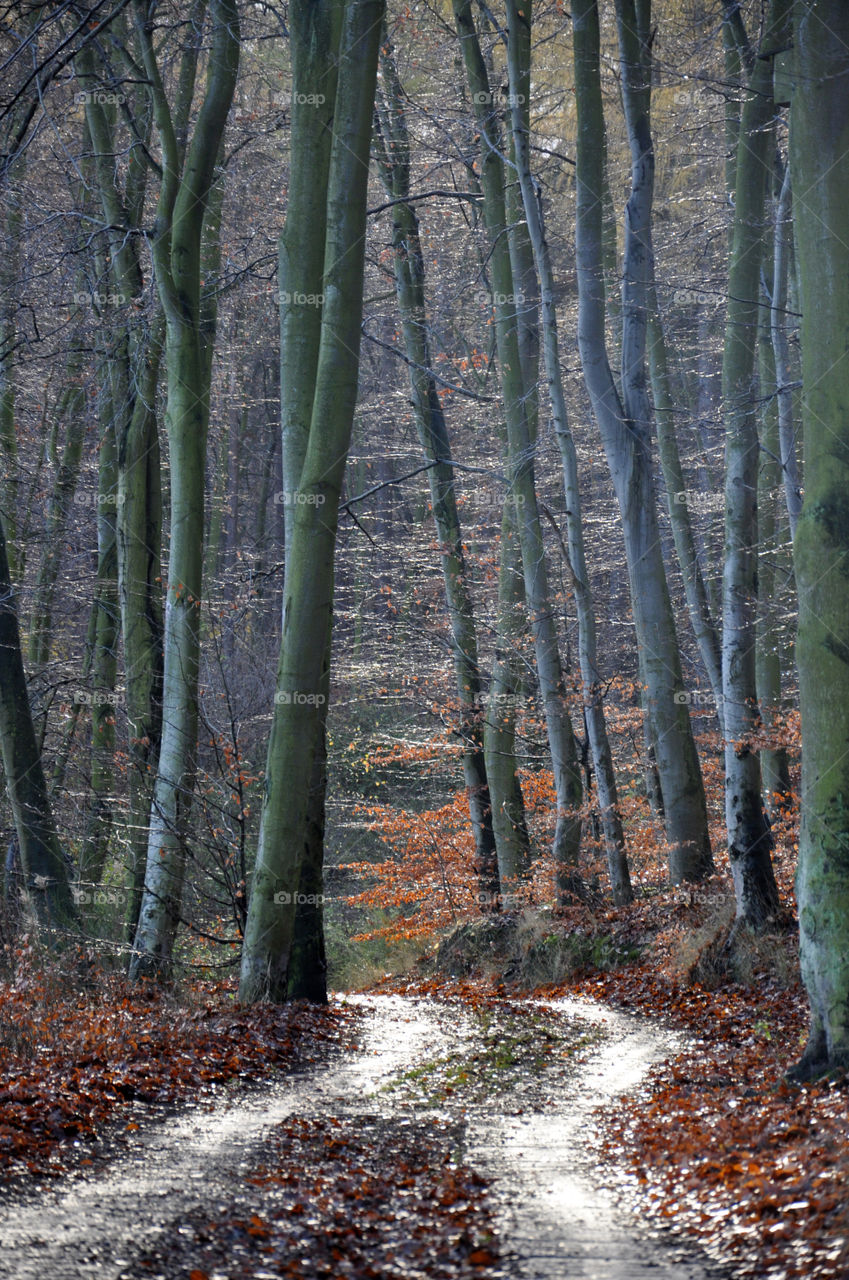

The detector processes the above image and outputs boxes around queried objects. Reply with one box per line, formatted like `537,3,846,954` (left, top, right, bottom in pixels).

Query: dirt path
0,994,728,1279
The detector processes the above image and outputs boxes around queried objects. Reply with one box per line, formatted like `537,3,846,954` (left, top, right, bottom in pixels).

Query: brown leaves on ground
0,949,359,1186
568,968,849,1279
382,918,848,1280
123,1113,508,1280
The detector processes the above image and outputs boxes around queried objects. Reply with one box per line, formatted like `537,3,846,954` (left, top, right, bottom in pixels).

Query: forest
0,0,848,1277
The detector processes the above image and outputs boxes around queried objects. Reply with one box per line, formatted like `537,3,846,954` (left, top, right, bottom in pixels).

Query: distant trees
0,0,846,1076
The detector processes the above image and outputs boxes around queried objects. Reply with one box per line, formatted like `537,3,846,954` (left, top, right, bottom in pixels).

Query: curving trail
0,994,727,1279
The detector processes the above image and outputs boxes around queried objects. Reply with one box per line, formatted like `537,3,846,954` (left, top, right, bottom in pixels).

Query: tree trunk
756,298,792,815
485,500,532,890
79,339,120,885
454,0,584,900
573,0,712,883
770,163,802,538
647,293,723,726
374,43,500,908
719,0,788,929
79,47,165,941
506,0,631,905
788,0,849,1078
0,513,75,929
239,0,384,1003
129,0,240,980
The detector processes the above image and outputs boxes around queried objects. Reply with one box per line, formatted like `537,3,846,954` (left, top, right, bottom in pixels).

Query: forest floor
0,985,725,1280
0,914,847,1279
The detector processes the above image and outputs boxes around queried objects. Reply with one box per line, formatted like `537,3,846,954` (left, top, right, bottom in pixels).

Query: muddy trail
0,994,730,1279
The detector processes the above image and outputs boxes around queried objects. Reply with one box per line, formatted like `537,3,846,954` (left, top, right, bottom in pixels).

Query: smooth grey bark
374,42,500,906
573,0,712,883
79,324,121,885
756,301,792,814
647,292,724,728
485,499,532,888
455,0,584,900
78,42,165,939
719,0,788,929
506,0,631,904
130,0,240,980
788,0,849,1079
770,163,802,538
239,0,384,1003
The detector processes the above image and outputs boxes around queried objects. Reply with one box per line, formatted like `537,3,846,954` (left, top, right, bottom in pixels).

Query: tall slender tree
239,0,385,1003
130,0,240,979
573,0,712,883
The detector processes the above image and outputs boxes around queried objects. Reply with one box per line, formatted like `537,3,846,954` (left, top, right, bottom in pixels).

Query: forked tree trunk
239,0,384,1003
129,0,240,980
573,0,712,883
719,0,788,928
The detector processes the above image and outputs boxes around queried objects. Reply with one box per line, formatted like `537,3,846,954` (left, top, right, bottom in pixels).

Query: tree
129,0,240,979
719,0,787,929
505,0,632,904
374,39,500,907
454,0,584,900
0,516,76,929
239,0,385,1004
789,0,849,1078
573,0,712,884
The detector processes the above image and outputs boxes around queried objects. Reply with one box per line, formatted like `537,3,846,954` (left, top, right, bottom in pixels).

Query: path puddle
0,993,726,1279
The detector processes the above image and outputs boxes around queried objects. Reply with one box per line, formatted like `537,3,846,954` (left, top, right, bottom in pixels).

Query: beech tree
719,0,786,929
454,0,584,900
573,0,712,884
239,0,385,1003
373,40,500,906
130,0,240,979
505,0,631,904
790,0,849,1079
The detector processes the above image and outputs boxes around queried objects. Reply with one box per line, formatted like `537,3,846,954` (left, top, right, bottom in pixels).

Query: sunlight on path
0,994,725,1279
465,996,724,1279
